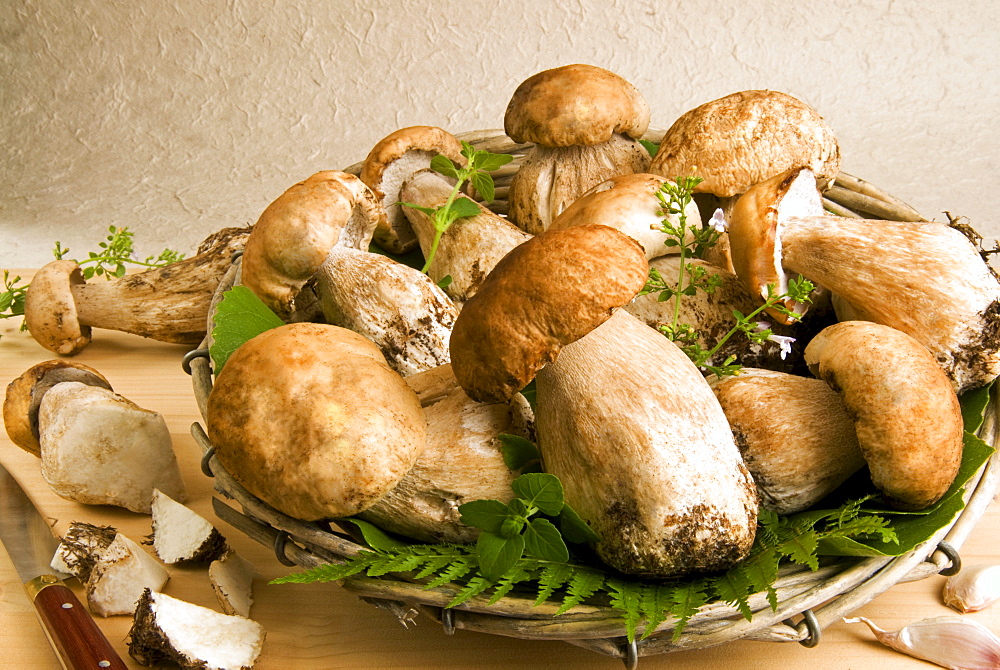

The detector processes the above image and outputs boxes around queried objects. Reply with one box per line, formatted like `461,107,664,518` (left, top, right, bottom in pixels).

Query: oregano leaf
558,504,598,544
511,473,564,516
458,499,509,535
498,433,542,472
476,531,524,582
447,196,482,220
522,518,569,562
209,286,285,373
430,154,460,179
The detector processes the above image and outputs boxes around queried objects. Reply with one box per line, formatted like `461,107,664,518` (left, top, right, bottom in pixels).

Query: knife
0,463,128,670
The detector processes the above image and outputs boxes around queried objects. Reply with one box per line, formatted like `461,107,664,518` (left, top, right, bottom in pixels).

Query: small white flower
709,208,728,233
768,334,796,359
754,321,771,333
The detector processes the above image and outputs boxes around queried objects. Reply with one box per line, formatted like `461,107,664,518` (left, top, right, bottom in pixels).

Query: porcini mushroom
709,368,865,514
358,364,527,543
241,170,459,374
504,64,652,234
804,321,964,511
535,309,758,577
206,322,426,521
729,166,1000,392
360,125,467,254
649,89,841,214
86,533,170,617
449,224,649,403
399,168,532,303
23,226,249,355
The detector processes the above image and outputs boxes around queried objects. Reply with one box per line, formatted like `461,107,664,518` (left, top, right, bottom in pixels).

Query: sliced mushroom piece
548,173,701,260
4,359,112,457
709,368,866,514
804,321,964,511
23,226,249,355
149,489,228,564
315,247,458,375
50,521,118,581
209,550,256,618
360,125,466,254
730,167,1000,392
86,533,170,617
399,168,532,303
207,323,426,521
536,309,758,577
624,256,805,372
504,64,652,234
127,589,265,670
449,224,648,403
37,381,187,513
358,364,527,543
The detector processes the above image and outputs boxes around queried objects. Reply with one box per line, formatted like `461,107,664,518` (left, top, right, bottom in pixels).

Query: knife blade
0,463,128,670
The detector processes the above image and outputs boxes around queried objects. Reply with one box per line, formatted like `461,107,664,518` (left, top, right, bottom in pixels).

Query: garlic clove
944,564,1000,613
845,615,1000,670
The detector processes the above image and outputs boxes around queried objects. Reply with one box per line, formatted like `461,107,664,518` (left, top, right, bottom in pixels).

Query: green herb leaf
447,196,482,220
209,286,285,373
511,473,565,516
458,499,510,535
398,201,437,217
523,518,569,562
430,154,460,179
476,531,524,582
557,504,599,544
471,171,495,203
338,518,412,552
498,433,542,473
639,139,659,157
437,274,453,288
473,152,514,172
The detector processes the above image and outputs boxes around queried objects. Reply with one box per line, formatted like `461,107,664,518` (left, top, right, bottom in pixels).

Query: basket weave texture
185,130,999,666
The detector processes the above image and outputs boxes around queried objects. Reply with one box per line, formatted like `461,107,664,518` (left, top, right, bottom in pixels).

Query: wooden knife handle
32,580,128,670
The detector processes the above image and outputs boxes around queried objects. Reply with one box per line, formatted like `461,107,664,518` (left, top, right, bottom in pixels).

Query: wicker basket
182,130,1000,667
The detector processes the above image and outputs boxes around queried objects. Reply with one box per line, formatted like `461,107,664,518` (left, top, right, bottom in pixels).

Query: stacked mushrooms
182,65,1000,582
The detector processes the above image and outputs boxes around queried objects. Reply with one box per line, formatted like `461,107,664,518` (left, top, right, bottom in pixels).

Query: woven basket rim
184,131,996,663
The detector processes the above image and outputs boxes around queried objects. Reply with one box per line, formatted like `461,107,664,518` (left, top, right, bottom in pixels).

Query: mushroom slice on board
710,368,865,514
535,310,758,578
358,363,529,544
50,522,118,582
149,489,228,564
449,223,648,403
504,64,652,234
207,323,426,521
209,550,256,618
729,166,1000,393
23,226,249,355
86,533,170,617
805,321,964,511
400,168,532,303
360,125,467,254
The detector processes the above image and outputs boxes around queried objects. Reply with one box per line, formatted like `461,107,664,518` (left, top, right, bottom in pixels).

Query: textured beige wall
2,0,998,266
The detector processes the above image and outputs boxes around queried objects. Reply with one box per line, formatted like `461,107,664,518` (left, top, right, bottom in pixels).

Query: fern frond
535,562,574,605
778,530,820,570
488,564,537,605
555,568,605,615
638,584,676,640
269,552,381,584
424,556,476,589
607,579,645,642
712,569,754,621
669,579,709,641
448,575,493,608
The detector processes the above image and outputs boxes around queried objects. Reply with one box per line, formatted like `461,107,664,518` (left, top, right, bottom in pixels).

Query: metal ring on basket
200,446,216,478
933,541,962,576
273,530,298,567
441,607,456,635
618,638,638,669
783,609,821,648
182,348,210,375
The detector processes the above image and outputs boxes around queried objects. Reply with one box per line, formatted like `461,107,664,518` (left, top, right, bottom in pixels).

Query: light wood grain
2,277,998,669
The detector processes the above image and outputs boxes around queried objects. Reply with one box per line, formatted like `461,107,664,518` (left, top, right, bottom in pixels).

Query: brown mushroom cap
3,360,113,456
241,171,386,319
727,166,825,323
360,126,466,254
650,90,841,197
449,224,648,403
207,322,426,521
804,321,964,511
23,260,91,355
504,64,651,147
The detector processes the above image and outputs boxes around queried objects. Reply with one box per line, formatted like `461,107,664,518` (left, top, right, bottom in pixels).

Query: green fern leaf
366,552,427,577
779,530,820,570
424,556,476,589
638,584,676,640
555,568,605,615
448,575,493,608
269,553,380,584
712,568,754,621
607,579,645,642
535,562,574,605
669,579,709,641
413,551,462,580
488,564,537,605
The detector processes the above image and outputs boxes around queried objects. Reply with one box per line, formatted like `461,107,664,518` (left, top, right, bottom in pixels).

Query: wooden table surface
2,291,999,669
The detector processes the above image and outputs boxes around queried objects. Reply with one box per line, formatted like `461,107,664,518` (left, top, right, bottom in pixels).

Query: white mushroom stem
314,247,458,376
359,364,526,543
535,310,758,577
25,226,248,354
400,169,532,303
780,215,1000,392
508,134,651,235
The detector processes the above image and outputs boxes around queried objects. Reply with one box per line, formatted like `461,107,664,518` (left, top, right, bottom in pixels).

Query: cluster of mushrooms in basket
5,63,1000,665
